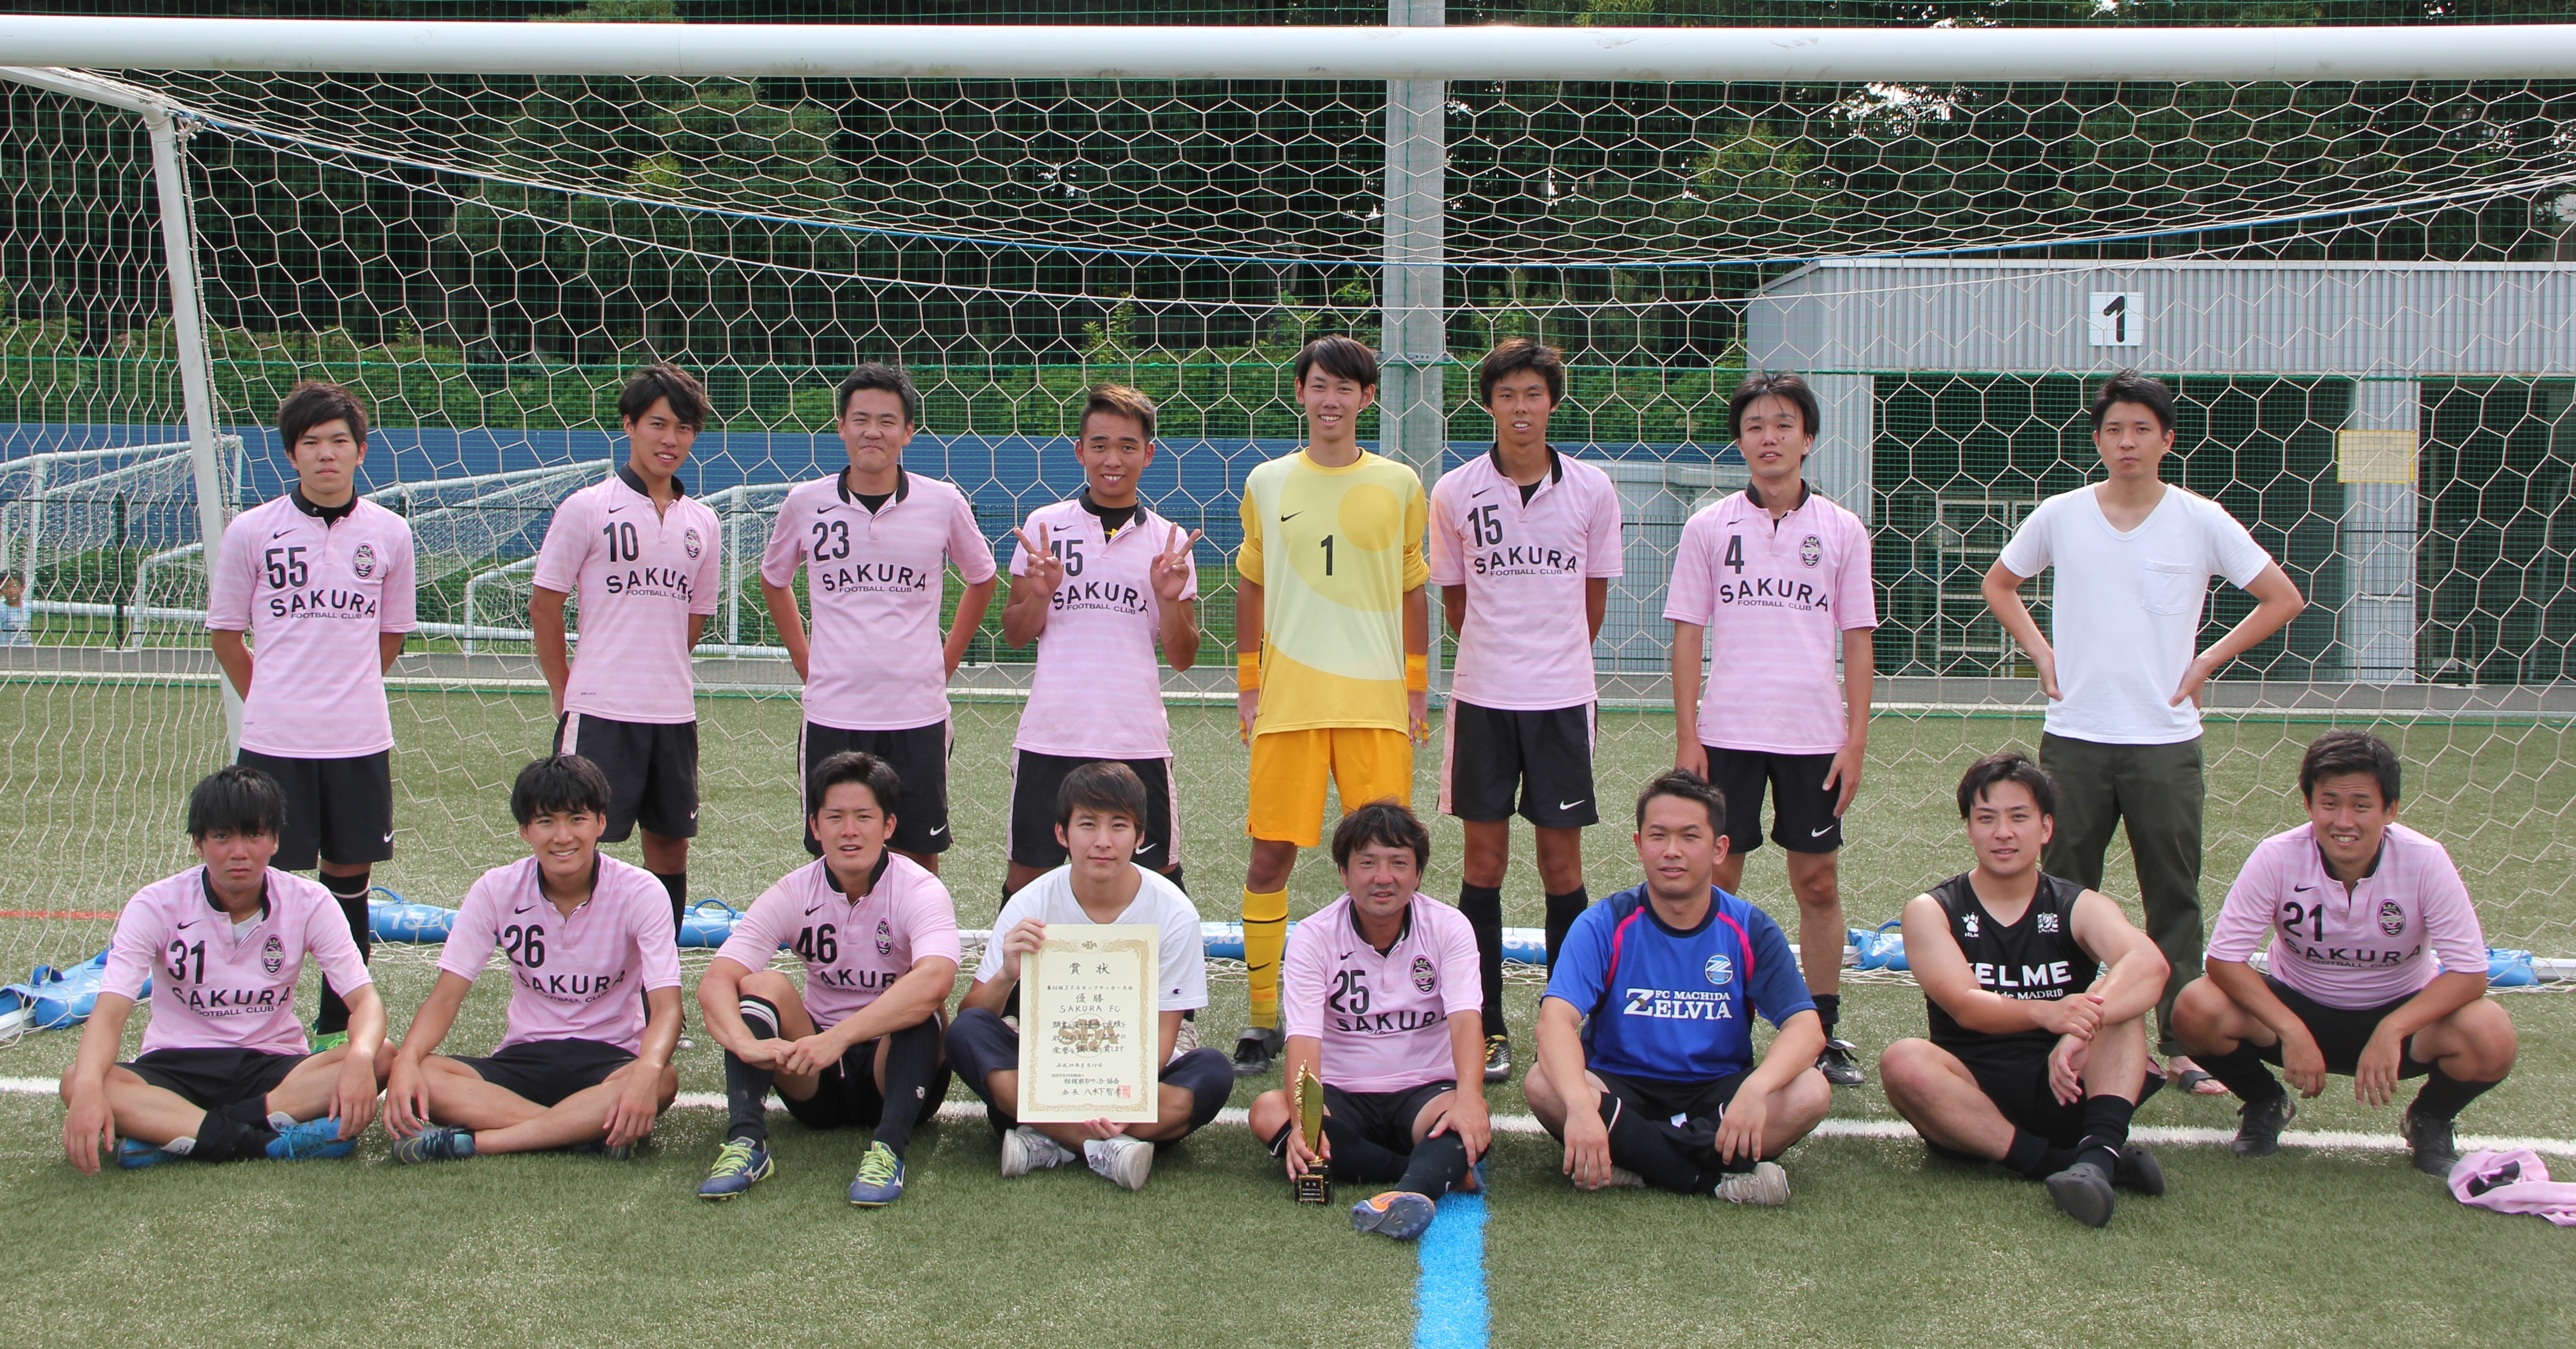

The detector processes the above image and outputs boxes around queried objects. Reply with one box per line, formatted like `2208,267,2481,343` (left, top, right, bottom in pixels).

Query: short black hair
510,754,612,827
277,381,368,455
618,362,710,430
1330,799,1430,870
187,764,287,841
1056,760,1147,830
2299,730,2402,806
1634,769,1727,834
1727,370,1820,443
1956,750,2057,819
1478,337,1564,405
1080,384,1158,443
2090,370,2175,435
1293,336,1379,391
809,749,902,818
836,362,922,425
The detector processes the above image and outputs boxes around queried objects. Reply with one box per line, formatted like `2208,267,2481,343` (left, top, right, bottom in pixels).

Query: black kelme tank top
1923,871,2100,1053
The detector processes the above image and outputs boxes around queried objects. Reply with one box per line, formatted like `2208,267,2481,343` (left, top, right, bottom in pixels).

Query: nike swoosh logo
270,528,295,540
175,919,197,930
382,830,395,843
1246,961,1275,973
1279,511,1302,522
2292,884,2317,892
1810,826,1834,837
1557,799,1585,811
1133,841,1159,854
817,504,833,514
513,903,537,914
607,503,629,515
805,903,825,916
1471,486,1496,498
928,826,947,837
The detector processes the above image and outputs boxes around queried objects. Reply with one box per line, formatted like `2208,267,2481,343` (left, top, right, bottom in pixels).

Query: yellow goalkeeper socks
1243,886,1290,1029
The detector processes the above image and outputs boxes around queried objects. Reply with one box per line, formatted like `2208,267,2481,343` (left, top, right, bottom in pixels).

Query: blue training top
1542,884,1815,1083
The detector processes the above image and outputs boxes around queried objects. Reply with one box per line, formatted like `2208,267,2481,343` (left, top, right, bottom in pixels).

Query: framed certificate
1015,922,1161,1123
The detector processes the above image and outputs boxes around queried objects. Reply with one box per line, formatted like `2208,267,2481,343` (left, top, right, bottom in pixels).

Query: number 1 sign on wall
2088,291,2145,348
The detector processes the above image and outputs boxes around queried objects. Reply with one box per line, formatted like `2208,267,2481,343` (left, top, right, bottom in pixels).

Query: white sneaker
998,1125,1075,1179
1604,1166,1647,1189
1084,1135,1155,1191
1713,1161,1790,1207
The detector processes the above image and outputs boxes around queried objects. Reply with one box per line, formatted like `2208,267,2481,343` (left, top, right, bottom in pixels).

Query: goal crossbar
4,16,2576,82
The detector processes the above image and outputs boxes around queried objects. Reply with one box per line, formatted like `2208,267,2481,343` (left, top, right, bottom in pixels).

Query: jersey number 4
1723,534,1745,574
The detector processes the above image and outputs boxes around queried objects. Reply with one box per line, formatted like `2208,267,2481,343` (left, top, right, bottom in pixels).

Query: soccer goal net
3,15,2573,998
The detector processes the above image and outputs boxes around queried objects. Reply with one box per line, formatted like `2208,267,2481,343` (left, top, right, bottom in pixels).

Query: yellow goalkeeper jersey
1236,448,1429,735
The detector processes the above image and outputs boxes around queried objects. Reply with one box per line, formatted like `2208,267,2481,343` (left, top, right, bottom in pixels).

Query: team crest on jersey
875,918,893,956
1411,956,1436,993
2378,899,2405,937
1799,535,1823,567
350,543,377,580
2036,911,2060,933
682,527,703,559
260,934,285,975
1704,953,1733,985
1962,912,1981,937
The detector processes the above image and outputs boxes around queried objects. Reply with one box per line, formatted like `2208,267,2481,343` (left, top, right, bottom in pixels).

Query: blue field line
1412,1186,1491,1349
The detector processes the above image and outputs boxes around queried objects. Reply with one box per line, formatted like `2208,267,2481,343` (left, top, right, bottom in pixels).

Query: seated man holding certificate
1246,801,1492,1243
948,761,1234,1191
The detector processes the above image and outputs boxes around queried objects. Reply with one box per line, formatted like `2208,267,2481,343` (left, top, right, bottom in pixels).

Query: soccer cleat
1085,1135,1155,1191
2045,1160,2117,1227
846,1140,905,1206
264,1117,357,1161
1231,1026,1284,1078
696,1138,774,1200
307,1027,350,1053
1713,1161,1791,1207
1482,1035,1512,1084
2112,1143,2165,1196
2231,1094,2297,1158
999,1126,1077,1178
1814,1038,1866,1087
390,1125,476,1164
117,1137,181,1170
1350,1191,1437,1240
2403,1109,2461,1178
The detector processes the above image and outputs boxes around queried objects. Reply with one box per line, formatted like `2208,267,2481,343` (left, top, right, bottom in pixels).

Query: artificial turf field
3,683,2574,1346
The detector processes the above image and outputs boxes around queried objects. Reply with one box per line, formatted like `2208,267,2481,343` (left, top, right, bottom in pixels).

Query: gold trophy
1290,1064,1331,1204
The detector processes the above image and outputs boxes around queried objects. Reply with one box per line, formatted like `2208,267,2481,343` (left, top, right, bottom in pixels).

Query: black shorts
2253,976,2436,1079
1440,700,1599,828
555,713,698,843
124,1048,306,1110
803,721,949,857
1593,1066,1748,1127
779,1036,952,1134
1271,1081,1455,1183
1008,751,1181,871
1936,1037,2168,1149
453,1038,638,1109
1703,746,1842,854
234,749,393,870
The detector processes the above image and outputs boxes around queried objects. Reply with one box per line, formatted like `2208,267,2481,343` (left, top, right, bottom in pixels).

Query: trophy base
1292,1174,1333,1205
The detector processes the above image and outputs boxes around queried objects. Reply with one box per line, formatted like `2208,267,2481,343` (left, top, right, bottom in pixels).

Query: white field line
12,1077,2564,1159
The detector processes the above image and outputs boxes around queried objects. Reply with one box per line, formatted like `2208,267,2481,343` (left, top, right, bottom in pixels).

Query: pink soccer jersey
1283,892,1481,1093
102,867,371,1057
715,853,963,1030
1006,498,1198,759
2208,822,2489,1010
1663,485,1878,756
437,853,683,1054
531,467,722,725
762,469,999,732
1427,449,1624,711
205,493,418,758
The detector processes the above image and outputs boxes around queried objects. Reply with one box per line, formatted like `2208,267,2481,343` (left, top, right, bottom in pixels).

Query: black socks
723,996,784,1143
1395,1131,1471,1198
2074,1094,2136,1175
655,871,688,930
2194,1040,2288,1105
1543,889,1589,968
1811,992,1841,1039
314,868,373,1035
1457,883,1506,1040
2410,1065,2498,1122
871,1018,945,1160
2003,1129,2075,1181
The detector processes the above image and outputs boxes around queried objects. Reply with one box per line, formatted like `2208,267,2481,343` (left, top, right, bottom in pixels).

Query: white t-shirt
976,865,1208,1012
1996,484,2275,745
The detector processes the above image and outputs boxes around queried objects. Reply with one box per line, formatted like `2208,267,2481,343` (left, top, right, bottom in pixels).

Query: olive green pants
2038,732,2206,1058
